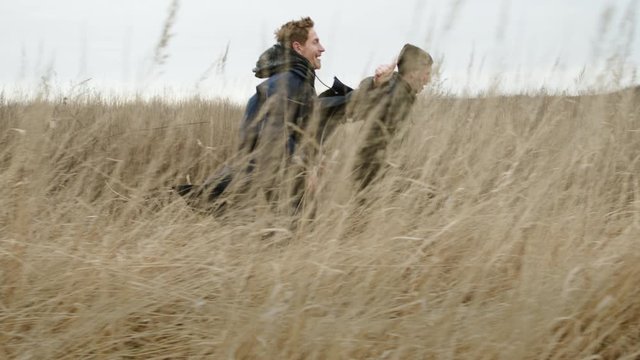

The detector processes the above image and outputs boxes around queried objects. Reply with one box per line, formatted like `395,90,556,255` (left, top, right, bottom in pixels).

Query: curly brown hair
275,17,315,47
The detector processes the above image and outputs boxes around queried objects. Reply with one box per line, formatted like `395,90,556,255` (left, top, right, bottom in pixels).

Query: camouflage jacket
348,72,417,189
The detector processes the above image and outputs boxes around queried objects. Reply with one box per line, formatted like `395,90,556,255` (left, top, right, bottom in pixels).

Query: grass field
1,86,639,358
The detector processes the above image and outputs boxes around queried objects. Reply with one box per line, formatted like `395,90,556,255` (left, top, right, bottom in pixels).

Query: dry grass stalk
0,86,639,358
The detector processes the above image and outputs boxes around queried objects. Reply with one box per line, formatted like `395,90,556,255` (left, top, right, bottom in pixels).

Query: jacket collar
253,44,315,85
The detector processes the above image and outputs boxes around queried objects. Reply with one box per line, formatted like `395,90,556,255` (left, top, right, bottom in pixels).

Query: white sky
1,0,638,101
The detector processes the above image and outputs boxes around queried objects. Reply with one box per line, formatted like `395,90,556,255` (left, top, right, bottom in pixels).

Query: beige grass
1,87,639,359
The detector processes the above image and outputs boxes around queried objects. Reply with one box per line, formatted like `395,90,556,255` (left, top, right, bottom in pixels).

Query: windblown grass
1,87,639,358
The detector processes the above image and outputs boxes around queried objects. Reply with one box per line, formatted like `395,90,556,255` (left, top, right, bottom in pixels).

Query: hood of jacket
253,43,315,83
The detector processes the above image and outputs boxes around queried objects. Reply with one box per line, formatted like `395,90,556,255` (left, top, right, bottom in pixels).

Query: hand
373,60,396,87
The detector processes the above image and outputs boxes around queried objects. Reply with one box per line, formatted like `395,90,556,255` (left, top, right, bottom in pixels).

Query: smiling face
293,28,325,70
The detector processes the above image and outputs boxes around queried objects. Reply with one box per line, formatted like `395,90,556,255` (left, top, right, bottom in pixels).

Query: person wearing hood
349,43,433,192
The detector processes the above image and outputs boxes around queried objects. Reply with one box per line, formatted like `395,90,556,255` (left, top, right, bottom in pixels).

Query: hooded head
397,44,433,93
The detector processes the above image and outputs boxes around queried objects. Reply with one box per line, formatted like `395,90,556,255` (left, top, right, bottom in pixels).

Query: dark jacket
240,44,352,156
239,43,317,158
190,44,351,206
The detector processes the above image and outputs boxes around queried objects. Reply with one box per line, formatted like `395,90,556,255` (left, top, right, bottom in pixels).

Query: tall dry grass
1,86,639,358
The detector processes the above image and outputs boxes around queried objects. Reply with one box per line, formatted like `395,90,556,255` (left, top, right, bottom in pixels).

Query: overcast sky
1,0,638,101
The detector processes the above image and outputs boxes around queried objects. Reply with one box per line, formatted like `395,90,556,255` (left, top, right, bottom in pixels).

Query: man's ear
292,41,303,54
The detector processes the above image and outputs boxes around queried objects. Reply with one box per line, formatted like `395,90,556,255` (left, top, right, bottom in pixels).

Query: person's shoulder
260,72,296,94
266,70,307,88
358,76,376,90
